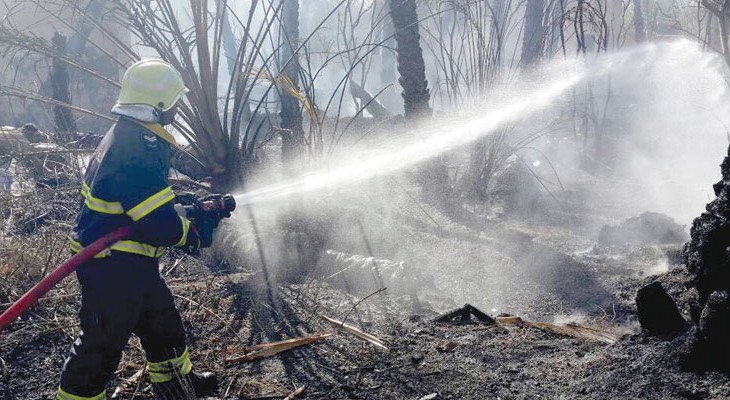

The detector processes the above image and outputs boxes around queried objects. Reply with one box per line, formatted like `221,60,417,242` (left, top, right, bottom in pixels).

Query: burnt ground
2,173,730,400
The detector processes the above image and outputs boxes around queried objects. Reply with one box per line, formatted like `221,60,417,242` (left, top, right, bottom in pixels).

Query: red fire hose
0,225,133,333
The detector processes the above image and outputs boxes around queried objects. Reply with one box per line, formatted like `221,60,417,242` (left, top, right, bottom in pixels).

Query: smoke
219,40,730,319
558,40,730,225
646,257,670,276
237,40,729,219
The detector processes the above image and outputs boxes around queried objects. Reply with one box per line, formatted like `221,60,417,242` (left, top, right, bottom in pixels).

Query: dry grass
0,183,79,302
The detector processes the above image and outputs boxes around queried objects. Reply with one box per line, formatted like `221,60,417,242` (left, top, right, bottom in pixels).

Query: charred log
349,80,392,120
434,304,496,325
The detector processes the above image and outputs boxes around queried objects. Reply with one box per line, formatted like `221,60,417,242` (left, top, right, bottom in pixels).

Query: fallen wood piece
434,304,495,324
111,366,147,399
529,322,620,345
284,385,306,399
225,331,333,363
495,315,619,345
321,315,389,350
348,79,392,120
495,315,525,327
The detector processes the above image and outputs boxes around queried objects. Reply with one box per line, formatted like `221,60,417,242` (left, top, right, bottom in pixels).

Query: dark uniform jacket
70,116,190,258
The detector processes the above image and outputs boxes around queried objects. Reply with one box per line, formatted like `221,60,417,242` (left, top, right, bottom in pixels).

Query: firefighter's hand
195,218,215,248
180,226,201,255
180,220,215,255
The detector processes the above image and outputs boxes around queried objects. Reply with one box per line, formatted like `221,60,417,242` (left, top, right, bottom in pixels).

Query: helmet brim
162,87,190,111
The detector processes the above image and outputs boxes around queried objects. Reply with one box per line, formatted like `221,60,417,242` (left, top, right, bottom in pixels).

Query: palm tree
279,0,306,162
389,0,431,120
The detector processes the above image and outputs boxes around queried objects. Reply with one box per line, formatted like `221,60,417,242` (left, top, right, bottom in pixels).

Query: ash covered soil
2,175,730,400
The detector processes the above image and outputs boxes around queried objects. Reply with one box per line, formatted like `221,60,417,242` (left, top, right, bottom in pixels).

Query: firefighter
56,59,218,400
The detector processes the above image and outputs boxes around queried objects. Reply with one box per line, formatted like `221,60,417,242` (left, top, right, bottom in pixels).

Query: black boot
189,370,218,397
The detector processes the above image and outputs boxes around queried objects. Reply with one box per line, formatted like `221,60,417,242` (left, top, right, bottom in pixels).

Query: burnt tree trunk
279,0,305,162
389,0,431,120
521,0,545,67
389,0,452,205
51,32,77,141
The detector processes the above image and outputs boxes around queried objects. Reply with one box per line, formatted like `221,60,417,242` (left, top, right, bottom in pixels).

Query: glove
180,225,200,255
195,217,215,248
180,219,215,255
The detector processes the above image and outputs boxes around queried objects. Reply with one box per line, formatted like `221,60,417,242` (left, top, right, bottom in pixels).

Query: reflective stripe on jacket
70,117,190,258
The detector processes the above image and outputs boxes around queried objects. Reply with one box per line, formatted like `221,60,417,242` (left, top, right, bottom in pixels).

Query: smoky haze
608,41,730,224
215,39,729,318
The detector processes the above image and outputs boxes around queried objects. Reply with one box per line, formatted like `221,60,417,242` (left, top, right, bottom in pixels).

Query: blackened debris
433,304,496,325
680,143,730,372
636,281,686,338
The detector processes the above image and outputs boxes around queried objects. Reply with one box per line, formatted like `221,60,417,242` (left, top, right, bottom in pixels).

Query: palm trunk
279,0,305,162
521,0,545,67
389,0,431,120
51,32,77,141
389,0,452,205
